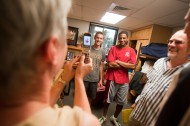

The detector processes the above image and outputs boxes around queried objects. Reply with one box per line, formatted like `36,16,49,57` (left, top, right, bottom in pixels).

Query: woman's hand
62,56,80,82
75,55,93,78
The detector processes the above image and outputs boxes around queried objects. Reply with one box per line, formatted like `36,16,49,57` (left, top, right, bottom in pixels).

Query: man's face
118,33,128,47
184,8,190,53
94,33,104,46
167,30,188,60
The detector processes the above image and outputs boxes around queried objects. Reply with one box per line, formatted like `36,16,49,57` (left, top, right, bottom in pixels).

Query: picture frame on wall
67,26,79,46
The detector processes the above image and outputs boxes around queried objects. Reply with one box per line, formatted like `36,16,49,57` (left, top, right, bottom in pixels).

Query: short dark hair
118,31,128,37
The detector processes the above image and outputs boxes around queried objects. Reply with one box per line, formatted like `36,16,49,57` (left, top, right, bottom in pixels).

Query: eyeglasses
167,40,184,45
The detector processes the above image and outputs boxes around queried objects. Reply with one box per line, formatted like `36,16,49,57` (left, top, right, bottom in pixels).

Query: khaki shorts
107,81,129,105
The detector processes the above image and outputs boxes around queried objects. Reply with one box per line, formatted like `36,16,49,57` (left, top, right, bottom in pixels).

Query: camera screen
84,36,91,46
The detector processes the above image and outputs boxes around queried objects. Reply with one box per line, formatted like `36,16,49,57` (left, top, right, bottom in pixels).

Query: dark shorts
84,81,98,99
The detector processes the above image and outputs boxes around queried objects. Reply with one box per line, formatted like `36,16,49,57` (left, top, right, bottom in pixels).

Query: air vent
112,6,130,11
108,3,131,15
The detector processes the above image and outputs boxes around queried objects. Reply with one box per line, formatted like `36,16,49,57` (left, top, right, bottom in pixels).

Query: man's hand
98,81,103,87
131,103,136,109
115,60,120,64
108,61,120,68
115,60,136,69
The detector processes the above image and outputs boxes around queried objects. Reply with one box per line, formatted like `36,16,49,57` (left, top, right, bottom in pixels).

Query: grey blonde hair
95,31,104,38
0,0,71,102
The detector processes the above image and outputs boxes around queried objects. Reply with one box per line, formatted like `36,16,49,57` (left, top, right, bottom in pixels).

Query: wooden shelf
67,45,83,60
139,54,158,60
68,45,82,51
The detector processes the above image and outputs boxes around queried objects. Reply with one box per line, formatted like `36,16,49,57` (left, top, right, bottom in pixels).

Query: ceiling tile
118,17,149,27
153,9,188,27
131,0,189,20
82,6,105,21
68,4,82,18
82,0,113,11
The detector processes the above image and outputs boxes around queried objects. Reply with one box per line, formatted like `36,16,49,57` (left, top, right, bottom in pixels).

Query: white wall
172,26,184,34
68,18,90,38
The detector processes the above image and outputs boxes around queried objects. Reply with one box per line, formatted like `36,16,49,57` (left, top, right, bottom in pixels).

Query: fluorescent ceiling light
100,12,126,24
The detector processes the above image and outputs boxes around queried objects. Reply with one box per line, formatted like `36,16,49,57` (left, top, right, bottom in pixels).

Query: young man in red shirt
99,31,137,126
